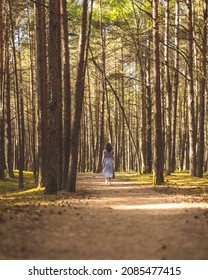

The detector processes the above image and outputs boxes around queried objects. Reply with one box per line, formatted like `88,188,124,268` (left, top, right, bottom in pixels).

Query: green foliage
107,0,133,22
67,0,82,21
92,0,134,26
67,0,82,60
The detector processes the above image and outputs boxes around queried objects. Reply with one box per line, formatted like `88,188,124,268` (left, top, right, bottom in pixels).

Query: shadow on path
0,172,208,260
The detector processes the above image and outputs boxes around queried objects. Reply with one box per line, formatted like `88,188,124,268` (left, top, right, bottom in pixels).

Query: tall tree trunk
5,52,14,177
171,0,179,172
146,35,152,173
179,79,188,171
137,48,147,173
96,0,105,173
0,0,4,179
8,0,24,188
18,50,25,175
187,0,196,176
28,8,37,178
197,0,207,177
119,38,126,171
164,0,172,175
35,0,48,187
80,109,86,172
152,0,164,184
121,42,126,172
68,0,89,192
87,66,96,172
45,0,62,194
61,0,71,188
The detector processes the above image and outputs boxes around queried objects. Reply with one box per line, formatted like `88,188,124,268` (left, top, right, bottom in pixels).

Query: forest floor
0,172,208,260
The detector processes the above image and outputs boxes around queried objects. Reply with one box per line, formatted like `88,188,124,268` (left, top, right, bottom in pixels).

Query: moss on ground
0,170,208,211
116,170,208,196
0,171,90,211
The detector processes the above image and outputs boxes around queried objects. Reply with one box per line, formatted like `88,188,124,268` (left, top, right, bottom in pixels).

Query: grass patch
0,171,91,211
163,171,208,195
1,170,208,211
116,170,208,196
0,171,37,194
116,171,153,185
0,171,45,210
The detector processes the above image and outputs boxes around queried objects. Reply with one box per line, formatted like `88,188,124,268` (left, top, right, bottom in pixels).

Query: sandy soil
0,173,208,260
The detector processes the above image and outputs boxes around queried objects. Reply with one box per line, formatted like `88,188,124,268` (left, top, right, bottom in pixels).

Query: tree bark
68,0,89,192
8,0,24,188
45,0,62,194
61,0,71,188
187,0,196,176
137,48,147,173
28,9,37,178
164,0,172,175
0,0,4,179
121,43,126,172
197,0,207,178
152,0,164,184
87,65,96,172
96,0,106,173
145,35,152,173
171,0,179,172
35,0,48,187
5,52,14,178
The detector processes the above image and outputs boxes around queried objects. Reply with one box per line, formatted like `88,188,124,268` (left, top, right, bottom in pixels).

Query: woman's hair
105,143,113,152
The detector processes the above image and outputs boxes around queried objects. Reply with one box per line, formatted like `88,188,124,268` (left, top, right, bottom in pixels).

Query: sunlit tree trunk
145,35,152,173
121,42,126,172
152,0,164,184
164,0,172,175
28,12,37,178
96,0,105,173
80,109,86,172
18,49,25,175
187,0,196,176
35,0,48,187
197,0,207,178
137,48,147,173
5,51,14,178
87,65,96,172
68,0,89,192
61,0,71,188
114,50,121,171
171,0,179,172
8,0,24,188
179,77,188,171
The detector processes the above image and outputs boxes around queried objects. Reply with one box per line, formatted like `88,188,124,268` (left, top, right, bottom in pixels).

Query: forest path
1,173,208,260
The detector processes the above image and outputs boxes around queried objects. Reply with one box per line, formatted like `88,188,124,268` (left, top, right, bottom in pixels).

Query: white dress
103,149,114,178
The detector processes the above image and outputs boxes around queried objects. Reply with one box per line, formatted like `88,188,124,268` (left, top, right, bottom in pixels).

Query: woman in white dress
102,143,115,185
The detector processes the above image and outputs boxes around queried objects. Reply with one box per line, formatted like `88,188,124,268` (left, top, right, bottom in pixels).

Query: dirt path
1,173,208,260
